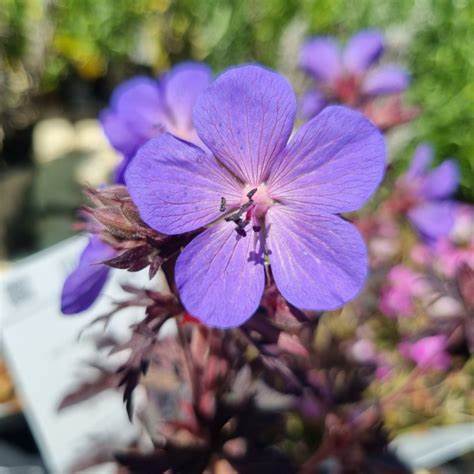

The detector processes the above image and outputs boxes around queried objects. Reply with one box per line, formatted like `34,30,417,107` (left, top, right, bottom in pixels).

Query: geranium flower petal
193,65,296,185
175,221,265,328
408,201,456,241
300,90,327,120
406,143,434,179
99,109,143,159
268,105,385,214
163,62,212,139
362,65,409,96
113,76,166,141
61,237,115,314
113,155,132,185
125,133,242,235
422,159,459,199
343,30,384,75
300,37,342,83
266,206,367,310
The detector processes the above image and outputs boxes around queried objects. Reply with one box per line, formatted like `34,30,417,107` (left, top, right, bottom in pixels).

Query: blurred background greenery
0,0,473,258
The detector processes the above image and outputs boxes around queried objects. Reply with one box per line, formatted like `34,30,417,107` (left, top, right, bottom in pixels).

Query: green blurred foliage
1,0,27,61
1,0,473,198
49,0,158,80
407,0,474,200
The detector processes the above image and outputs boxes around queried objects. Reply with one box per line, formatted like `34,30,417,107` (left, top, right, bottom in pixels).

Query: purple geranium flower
61,236,116,314
399,335,451,371
125,65,385,328
300,30,409,118
100,62,212,183
400,143,459,242
61,63,211,315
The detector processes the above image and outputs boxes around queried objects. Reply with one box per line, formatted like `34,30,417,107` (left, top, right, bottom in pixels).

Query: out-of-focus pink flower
434,204,474,277
410,244,431,268
351,339,393,381
398,335,451,371
362,94,420,132
458,264,474,310
379,265,428,318
375,364,392,381
433,239,474,278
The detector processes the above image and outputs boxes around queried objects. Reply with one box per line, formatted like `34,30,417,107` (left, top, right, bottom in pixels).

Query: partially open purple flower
61,63,212,315
100,62,212,183
399,144,459,242
126,65,385,328
300,30,409,118
399,335,451,371
61,236,117,314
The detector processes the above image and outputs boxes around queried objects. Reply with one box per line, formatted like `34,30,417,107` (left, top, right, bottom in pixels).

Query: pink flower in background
433,238,474,278
351,339,393,380
375,363,392,381
410,243,433,267
399,335,451,371
436,204,474,276
379,265,427,318
361,94,420,132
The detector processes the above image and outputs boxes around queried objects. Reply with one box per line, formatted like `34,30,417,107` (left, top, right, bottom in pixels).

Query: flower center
334,73,360,106
243,184,273,218
223,184,273,237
